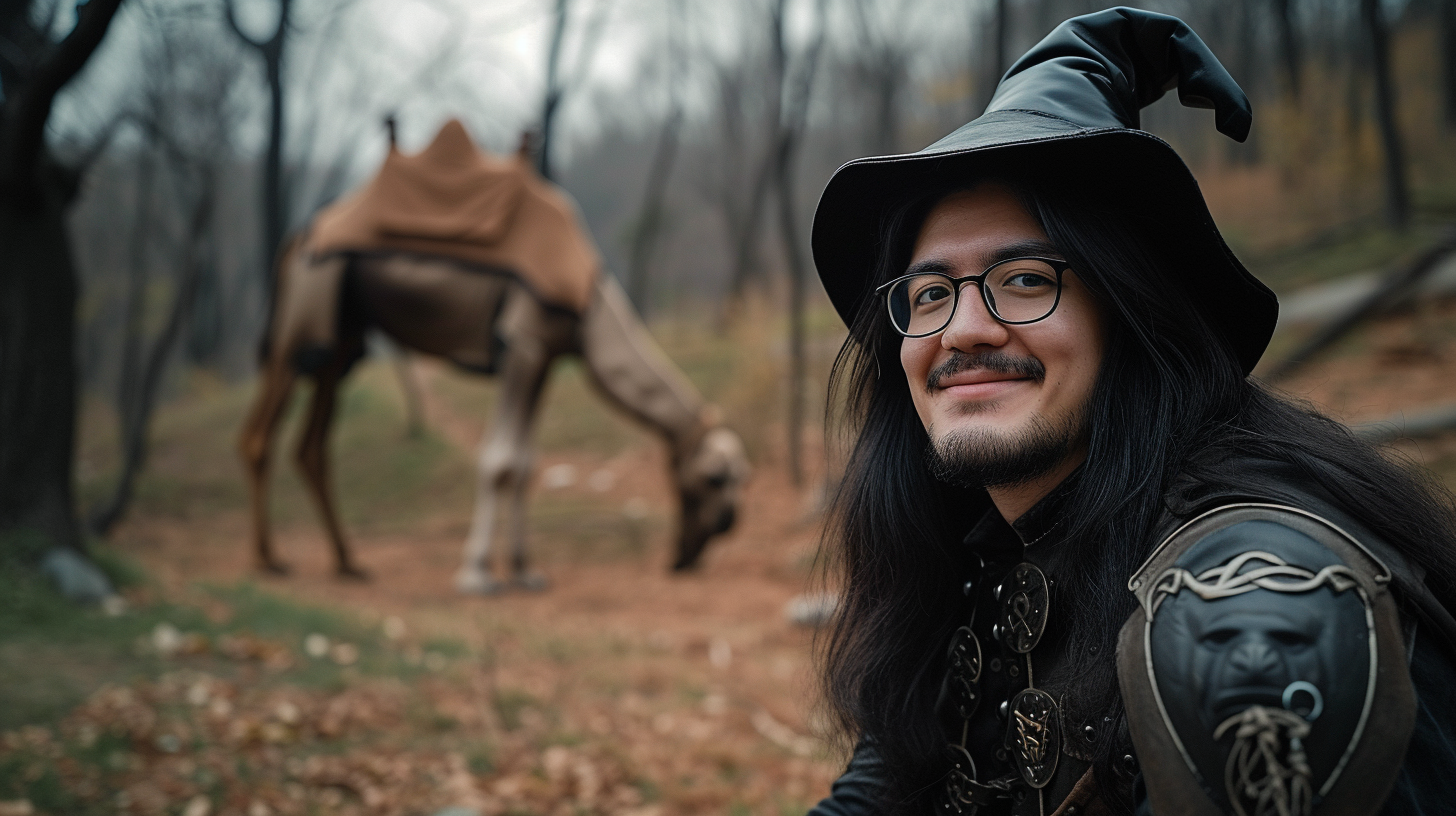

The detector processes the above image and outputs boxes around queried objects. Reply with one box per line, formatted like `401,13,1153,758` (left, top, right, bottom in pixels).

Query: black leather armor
807,464,1456,816
1118,505,1415,816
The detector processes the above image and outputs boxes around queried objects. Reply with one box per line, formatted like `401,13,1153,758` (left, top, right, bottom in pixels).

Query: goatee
925,413,1081,489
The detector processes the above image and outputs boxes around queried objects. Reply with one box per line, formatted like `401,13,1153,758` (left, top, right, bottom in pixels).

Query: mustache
927,351,1046,390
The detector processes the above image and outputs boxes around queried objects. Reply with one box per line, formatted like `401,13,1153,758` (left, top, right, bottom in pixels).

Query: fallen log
1266,231,1456,381
1355,402,1456,444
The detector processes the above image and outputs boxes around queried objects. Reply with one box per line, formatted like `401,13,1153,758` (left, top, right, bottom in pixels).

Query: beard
925,410,1083,489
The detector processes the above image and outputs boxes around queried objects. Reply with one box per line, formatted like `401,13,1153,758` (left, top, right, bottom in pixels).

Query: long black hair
816,172,1456,813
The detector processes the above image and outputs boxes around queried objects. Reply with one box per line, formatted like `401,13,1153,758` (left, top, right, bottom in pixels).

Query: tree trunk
1229,0,1261,164
262,43,286,297
1272,0,1302,98
90,168,216,536
0,0,124,563
224,0,292,323
538,0,571,181
0,190,83,557
988,0,1008,110
625,106,682,314
775,137,808,487
725,158,775,303
768,0,826,487
114,152,155,460
1442,0,1456,126
1362,0,1410,229
1345,20,1367,142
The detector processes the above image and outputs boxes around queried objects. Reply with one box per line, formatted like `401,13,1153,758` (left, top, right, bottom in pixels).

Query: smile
939,378,1032,401
934,369,1036,401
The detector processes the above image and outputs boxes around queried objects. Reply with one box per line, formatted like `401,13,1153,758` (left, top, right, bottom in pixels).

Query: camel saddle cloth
306,118,600,315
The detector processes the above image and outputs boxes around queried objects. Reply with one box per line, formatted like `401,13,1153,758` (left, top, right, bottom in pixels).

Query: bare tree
112,147,158,470
224,0,292,302
538,0,612,181
0,0,126,563
1441,0,1456,126
767,0,828,486
90,4,240,535
91,144,219,535
849,0,913,155
1229,0,1262,164
1361,0,1409,229
712,54,778,307
984,0,1009,112
1272,0,1303,98
624,0,685,313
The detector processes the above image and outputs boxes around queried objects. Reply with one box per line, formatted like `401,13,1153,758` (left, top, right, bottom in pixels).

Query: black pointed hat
811,7,1278,374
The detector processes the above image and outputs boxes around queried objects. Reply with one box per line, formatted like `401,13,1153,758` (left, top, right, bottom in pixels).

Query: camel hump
305,117,599,314
325,119,526,246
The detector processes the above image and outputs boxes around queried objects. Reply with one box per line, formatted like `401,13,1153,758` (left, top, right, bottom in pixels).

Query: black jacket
807,461,1456,815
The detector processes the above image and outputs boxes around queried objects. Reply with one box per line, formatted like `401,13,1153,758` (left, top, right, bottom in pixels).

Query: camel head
672,426,750,571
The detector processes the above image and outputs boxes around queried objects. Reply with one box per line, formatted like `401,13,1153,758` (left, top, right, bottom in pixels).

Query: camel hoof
336,565,371,582
455,570,506,596
511,571,550,592
258,559,292,576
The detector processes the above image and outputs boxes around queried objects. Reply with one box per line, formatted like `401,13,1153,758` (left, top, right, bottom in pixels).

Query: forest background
4,0,1456,814
14,0,1456,548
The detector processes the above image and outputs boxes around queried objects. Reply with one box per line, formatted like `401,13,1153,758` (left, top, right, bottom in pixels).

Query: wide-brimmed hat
811,7,1278,374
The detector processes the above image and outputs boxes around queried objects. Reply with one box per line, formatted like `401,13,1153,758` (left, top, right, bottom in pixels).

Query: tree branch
563,0,614,95
0,0,125,195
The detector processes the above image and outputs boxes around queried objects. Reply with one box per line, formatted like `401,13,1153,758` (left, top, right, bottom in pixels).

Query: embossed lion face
1167,588,1340,727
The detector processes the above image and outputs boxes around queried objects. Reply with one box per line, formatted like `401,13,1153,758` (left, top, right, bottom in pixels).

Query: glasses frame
875,256,1072,338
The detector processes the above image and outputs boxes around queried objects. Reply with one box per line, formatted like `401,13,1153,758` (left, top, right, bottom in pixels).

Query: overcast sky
50,0,979,179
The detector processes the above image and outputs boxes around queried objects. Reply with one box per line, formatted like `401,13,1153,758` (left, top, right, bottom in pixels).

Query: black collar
1008,465,1082,548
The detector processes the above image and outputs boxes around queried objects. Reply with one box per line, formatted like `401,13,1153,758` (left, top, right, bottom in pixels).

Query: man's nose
941,283,1010,352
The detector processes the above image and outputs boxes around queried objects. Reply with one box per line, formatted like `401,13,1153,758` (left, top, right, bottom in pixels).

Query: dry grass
7,303,848,816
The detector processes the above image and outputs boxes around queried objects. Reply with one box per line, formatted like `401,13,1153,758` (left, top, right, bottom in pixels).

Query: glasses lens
984,260,1061,323
887,274,957,335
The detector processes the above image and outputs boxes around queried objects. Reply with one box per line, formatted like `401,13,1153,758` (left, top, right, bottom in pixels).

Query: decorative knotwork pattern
1007,688,1059,788
999,562,1049,654
1150,551,1358,614
1213,706,1313,816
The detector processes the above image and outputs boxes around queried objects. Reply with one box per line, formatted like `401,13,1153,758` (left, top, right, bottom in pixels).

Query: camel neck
578,276,711,461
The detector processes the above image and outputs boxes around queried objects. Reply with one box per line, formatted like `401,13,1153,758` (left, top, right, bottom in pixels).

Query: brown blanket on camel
306,119,599,314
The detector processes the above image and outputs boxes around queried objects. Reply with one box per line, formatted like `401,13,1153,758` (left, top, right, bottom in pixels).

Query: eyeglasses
875,256,1071,338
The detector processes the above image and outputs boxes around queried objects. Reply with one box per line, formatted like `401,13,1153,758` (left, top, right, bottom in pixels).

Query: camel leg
508,455,549,591
294,349,368,580
456,342,551,595
238,359,298,575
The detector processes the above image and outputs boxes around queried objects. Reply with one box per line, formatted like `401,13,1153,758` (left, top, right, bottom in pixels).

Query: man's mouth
928,351,1045,392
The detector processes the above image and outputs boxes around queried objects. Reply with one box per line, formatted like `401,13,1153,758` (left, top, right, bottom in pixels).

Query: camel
237,121,750,593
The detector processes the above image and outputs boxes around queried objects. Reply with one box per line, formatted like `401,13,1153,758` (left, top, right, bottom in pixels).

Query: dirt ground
7,349,844,816
97,464,838,816
11,299,1456,816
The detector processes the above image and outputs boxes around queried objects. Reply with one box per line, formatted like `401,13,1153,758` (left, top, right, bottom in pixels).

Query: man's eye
1004,272,1053,290
913,285,952,306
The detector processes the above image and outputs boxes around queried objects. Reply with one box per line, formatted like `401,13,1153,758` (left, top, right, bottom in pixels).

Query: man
806,9,1456,816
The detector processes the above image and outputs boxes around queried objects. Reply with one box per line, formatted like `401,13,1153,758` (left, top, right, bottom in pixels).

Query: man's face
899,183,1106,486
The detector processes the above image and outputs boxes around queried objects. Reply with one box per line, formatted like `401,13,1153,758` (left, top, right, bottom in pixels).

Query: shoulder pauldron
1116,504,1415,816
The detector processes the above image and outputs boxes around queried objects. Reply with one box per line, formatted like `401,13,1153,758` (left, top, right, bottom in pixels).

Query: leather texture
986,9,1250,138
1118,505,1415,816
806,460,1456,816
810,8,1277,374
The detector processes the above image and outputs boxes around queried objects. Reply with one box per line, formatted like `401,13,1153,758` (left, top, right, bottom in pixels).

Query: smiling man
805,9,1456,816
898,185,1103,521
